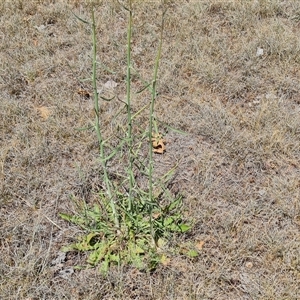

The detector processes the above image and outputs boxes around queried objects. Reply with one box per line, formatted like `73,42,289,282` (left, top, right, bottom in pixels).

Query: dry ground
1,0,300,299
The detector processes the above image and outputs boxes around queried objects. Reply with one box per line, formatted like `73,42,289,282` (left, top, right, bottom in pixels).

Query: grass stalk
91,7,119,229
125,0,135,212
148,5,166,243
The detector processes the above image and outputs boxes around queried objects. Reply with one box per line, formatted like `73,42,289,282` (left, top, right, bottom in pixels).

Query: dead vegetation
1,0,300,299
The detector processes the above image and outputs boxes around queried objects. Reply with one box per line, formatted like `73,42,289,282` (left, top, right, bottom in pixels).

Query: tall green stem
148,6,166,244
91,7,119,228
126,0,134,211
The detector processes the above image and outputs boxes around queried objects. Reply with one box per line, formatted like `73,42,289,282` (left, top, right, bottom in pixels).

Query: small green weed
60,192,190,273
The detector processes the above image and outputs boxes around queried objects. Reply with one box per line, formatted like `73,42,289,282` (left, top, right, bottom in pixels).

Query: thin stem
126,0,134,212
148,5,166,245
91,7,119,229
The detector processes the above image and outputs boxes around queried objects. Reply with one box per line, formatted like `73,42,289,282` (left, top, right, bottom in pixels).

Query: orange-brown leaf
195,240,205,251
36,106,52,120
152,133,166,154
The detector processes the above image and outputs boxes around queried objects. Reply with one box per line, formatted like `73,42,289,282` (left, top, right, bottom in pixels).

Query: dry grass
1,0,300,299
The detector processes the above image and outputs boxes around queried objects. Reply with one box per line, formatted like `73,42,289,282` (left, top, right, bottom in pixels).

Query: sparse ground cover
1,0,300,299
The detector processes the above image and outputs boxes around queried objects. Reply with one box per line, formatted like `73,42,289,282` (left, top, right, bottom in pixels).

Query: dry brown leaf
36,106,52,120
152,212,161,219
77,88,91,99
293,215,300,226
195,240,205,251
152,133,166,154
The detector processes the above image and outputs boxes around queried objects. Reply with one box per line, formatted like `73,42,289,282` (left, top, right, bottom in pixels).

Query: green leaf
156,119,188,135
136,82,151,94
86,232,99,245
166,196,182,212
129,241,145,255
59,212,73,222
96,61,116,74
59,213,85,227
75,125,94,131
80,77,92,82
71,11,89,24
157,238,166,248
164,216,175,226
186,249,198,258
87,241,109,265
179,223,191,233
100,254,110,274
100,95,115,101
74,265,85,270
109,253,120,263
61,245,76,252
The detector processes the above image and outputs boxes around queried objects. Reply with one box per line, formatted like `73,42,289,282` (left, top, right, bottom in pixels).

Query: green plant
60,1,191,273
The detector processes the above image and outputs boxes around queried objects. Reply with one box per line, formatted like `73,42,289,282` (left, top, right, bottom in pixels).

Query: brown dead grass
1,0,300,299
